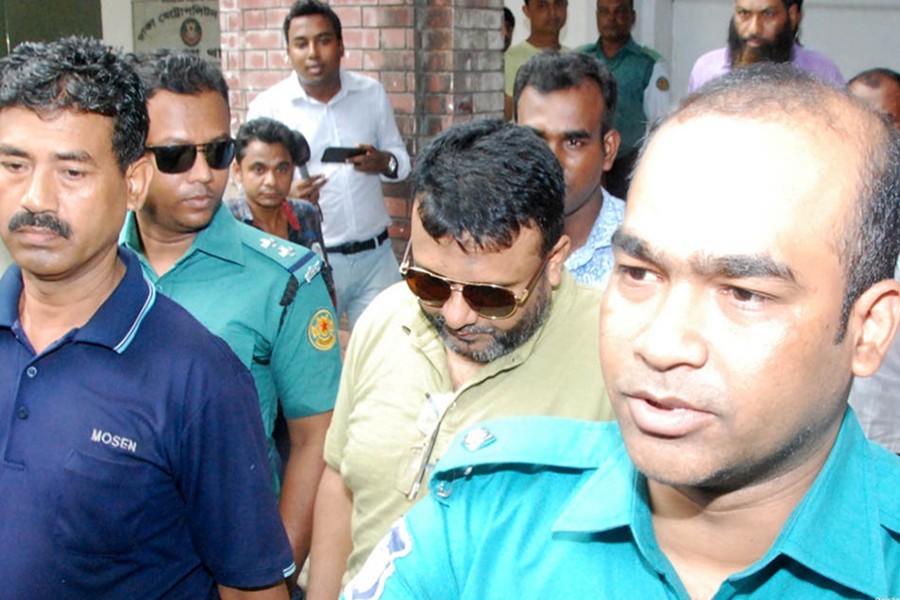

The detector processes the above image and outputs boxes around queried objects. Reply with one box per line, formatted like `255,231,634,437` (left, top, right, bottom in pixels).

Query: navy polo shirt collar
0,263,24,329
0,248,156,355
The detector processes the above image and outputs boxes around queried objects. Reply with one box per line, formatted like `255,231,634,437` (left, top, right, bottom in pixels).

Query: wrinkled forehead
625,114,858,261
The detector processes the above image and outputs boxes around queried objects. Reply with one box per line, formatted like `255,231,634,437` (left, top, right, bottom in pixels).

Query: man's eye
1,160,26,173
724,286,769,307
618,265,653,282
564,137,585,149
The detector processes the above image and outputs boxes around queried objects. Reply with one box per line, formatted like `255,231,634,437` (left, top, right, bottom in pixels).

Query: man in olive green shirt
307,120,613,599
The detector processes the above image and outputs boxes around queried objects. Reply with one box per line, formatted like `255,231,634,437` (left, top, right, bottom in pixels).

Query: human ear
849,279,900,377
545,234,571,288
125,155,153,212
602,129,620,173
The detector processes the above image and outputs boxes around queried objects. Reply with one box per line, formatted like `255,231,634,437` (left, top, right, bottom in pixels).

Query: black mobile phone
321,146,367,162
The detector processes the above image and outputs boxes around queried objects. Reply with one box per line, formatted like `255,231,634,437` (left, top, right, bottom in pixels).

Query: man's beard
422,277,552,363
727,18,795,67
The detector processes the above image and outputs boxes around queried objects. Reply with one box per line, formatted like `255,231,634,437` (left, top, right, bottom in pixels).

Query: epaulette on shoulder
239,227,323,286
641,46,663,62
431,417,618,484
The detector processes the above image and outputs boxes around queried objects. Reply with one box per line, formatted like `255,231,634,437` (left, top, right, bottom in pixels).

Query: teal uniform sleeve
272,267,342,419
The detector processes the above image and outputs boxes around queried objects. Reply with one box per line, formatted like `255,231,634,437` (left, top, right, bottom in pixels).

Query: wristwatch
385,153,398,179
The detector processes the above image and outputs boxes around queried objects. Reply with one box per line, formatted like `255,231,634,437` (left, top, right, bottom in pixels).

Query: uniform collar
593,36,640,59
121,203,245,272
0,248,156,354
759,410,892,598
0,263,23,329
553,411,892,598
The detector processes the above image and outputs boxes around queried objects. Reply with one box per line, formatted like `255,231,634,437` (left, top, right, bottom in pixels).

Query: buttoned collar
121,203,245,275
0,248,156,354
553,411,891,598
593,36,640,60
288,68,366,106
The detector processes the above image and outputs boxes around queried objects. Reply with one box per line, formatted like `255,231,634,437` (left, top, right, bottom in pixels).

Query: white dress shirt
248,69,411,246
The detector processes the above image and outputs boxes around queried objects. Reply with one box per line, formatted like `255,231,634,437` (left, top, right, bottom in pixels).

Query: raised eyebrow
563,129,591,140
698,255,797,283
611,230,797,284
55,150,95,165
0,144,29,158
611,229,662,264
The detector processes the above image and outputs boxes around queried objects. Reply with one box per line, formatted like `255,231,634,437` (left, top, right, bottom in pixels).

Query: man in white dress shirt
248,0,411,329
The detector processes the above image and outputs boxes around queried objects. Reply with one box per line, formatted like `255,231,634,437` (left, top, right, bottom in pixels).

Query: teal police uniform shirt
579,37,670,156
345,411,900,599
121,204,342,489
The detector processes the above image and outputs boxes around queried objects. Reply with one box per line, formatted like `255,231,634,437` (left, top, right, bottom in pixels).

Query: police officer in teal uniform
121,50,340,594
343,66,900,600
578,0,670,199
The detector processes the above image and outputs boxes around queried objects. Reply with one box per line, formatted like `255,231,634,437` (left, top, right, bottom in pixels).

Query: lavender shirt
688,43,844,92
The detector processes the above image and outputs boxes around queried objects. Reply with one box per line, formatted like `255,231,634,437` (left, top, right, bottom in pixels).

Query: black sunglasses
147,139,235,174
399,243,551,320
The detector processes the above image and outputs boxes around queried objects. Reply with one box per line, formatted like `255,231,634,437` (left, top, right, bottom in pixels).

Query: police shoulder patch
656,76,670,92
308,307,337,351
238,222,322,277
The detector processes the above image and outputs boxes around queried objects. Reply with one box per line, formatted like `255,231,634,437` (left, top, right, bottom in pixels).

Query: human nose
440,286,479,330
187,150,214,184
745,14,762,36
308,40,321,59
632,283,707,372
20,167,57,214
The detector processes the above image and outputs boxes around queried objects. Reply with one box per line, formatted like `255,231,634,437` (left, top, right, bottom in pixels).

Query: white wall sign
132,0,221,62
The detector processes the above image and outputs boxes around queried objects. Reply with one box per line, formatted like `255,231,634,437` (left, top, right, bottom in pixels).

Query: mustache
8,211,71,238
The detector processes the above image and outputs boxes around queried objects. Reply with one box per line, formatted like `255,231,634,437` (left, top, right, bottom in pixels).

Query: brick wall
220,0,504,250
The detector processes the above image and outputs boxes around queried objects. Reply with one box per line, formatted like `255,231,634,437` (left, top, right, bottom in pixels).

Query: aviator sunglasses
146,139,235,174
399,243,552,320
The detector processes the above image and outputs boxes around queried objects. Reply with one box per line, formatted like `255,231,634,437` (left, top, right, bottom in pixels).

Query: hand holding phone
321,146,367,163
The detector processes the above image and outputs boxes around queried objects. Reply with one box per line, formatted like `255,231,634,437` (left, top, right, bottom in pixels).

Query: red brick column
220,0,504,247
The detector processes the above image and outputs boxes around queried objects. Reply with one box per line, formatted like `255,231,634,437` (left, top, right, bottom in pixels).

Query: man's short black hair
235,117,306,166
513,50,618,136
849,67,900,89
284,0,343,44
126,49,229,106
0,36,148,173
503,7,515,28
661,63,899,342
413,120,564,256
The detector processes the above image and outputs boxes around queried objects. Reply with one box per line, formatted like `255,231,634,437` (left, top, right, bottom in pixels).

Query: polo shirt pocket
54,448,148,556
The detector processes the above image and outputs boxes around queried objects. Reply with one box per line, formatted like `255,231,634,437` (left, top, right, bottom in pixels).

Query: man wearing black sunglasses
119,50,341,591
308,120,614,598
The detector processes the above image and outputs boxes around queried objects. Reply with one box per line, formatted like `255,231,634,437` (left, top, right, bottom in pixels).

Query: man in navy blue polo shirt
0,37,293,598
